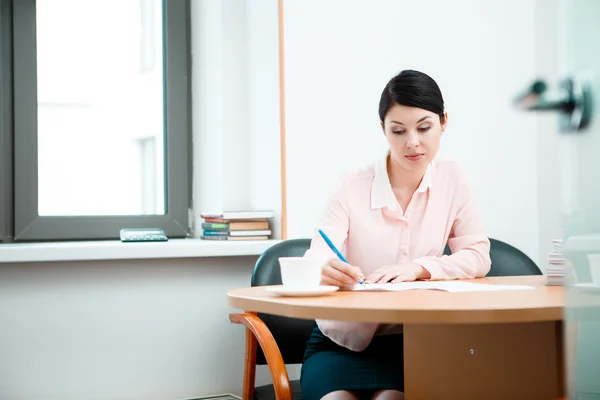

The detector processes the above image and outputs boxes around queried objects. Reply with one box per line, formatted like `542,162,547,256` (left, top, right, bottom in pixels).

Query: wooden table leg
403,321,564,400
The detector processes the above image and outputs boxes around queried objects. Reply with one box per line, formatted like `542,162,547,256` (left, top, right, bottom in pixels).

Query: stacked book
200,210,274,241
546,239,565,286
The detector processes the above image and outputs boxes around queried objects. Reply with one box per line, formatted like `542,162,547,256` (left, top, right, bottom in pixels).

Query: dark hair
378,69,445,123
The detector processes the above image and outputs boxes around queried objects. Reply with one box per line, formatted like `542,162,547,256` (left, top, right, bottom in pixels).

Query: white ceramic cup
587,254,600,285
278,257,326,288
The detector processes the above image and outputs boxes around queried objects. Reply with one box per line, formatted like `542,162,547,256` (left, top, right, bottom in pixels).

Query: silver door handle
514,77,592,133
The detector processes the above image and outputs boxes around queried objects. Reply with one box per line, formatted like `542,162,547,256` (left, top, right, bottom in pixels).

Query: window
1,0,191,242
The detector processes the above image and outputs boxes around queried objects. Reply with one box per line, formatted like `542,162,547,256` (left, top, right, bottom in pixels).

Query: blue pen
318,229,364,284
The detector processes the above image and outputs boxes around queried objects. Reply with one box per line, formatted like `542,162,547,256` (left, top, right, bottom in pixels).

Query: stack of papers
351,281,535,292
546,239,565,286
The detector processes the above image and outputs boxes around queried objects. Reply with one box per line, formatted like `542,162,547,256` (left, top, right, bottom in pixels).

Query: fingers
321,259,363,287
365,268,387,284
321,265,355,286
391,275,410,283
329,259,363,281
374,273,396,284
366,266,411,284
321,275,354,289
367,273,404,284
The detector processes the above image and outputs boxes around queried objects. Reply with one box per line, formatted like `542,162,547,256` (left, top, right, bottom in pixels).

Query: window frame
0,0,14,242
4,0,191,242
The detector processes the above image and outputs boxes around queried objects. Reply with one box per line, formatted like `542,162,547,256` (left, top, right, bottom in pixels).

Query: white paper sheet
351,281,535,292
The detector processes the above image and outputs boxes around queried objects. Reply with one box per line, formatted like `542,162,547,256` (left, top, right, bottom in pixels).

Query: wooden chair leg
230,312,293,400
243,313,258,400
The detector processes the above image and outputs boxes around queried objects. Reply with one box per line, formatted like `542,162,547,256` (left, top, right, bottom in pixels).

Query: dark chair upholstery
444,237,541,276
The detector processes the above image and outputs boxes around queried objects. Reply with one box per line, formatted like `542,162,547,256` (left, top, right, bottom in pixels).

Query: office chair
444,237,541,276
229,238,314,400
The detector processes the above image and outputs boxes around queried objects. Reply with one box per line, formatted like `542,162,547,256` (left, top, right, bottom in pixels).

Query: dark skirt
300,325,404,400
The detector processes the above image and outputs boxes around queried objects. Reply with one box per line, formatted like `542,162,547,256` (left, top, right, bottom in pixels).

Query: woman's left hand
365,262,430,283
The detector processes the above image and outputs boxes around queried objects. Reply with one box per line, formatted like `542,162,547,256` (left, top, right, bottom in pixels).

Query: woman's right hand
321,259,364,289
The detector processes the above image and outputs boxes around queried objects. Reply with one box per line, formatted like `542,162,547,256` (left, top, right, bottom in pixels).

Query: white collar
370,152,433,211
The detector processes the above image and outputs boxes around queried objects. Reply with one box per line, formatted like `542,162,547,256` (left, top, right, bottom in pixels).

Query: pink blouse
304,153,491,351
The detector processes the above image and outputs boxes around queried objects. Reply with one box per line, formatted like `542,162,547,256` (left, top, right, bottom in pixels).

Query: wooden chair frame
230,312,293,400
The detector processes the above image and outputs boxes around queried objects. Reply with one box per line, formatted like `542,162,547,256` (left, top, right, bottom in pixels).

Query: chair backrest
487,238,541,276
251,238,316,365
443,238,541,276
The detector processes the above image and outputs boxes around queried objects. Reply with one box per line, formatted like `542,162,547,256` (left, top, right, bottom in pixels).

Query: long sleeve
304,175,350,259
413,174,491,280
304,173,380,352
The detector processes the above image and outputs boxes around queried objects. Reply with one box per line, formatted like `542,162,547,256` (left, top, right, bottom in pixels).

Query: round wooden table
228,275,564,324
228,275,566,400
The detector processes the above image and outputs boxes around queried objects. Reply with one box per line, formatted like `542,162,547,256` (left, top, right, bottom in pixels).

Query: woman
300,70,491,400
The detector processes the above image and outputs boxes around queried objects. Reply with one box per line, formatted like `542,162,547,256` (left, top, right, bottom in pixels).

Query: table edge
227,296,564,324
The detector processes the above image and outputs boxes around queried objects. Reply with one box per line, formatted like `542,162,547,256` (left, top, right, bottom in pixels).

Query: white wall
0,257,250,399
534,0,563,266
0,256,299,400
283,0,563,266
191,0,564,261
191,0,282,239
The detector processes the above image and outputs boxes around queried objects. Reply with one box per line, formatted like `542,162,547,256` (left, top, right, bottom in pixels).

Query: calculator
120,228,169,242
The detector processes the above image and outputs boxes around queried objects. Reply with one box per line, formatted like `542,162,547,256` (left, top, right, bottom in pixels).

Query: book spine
201,236,268,241
202,230,230,236
202,222,229,229
201,236,230,240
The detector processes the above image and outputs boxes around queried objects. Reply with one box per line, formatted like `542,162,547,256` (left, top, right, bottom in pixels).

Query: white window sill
0,238,282,263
